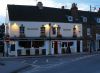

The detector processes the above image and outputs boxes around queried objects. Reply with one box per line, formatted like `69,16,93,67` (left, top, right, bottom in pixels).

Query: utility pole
90,5,91,12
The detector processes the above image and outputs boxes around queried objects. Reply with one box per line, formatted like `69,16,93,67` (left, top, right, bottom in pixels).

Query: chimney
61,6,64,9
71,3,78,18
37,2,43,9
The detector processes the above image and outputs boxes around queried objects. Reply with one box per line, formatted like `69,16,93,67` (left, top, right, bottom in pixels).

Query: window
68,16,73,22
18,41,31,48
87,28,91,36
62,42,67,47
83,17,87,22
97,18,100,23
68,42,74,46
73,25,77,37
32,41,44,48
11,44,15,51
19,24,25,37
99,40,100,48
19,41,25,47
40,25,45,37
52,27,56,35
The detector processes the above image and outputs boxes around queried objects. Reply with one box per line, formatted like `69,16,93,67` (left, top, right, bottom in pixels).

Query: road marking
24,62,64,73
23,54,100,73
21,60,26,63
46,59,49,63
32,60,38,64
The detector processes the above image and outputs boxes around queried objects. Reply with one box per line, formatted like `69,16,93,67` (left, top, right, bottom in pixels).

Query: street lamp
44,23,51,55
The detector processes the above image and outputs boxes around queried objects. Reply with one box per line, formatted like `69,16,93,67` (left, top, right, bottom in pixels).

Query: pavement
0,52,100,73
0,53,3,57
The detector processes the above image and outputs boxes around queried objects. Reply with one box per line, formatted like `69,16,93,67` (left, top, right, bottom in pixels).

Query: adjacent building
5,2,100,56
0,23,5,56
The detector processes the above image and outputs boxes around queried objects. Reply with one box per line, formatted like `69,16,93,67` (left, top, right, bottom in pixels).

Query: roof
7,4,99,23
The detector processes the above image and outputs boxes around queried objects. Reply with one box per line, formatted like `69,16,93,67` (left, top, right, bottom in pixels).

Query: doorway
54,41,58,54
77,40,80,52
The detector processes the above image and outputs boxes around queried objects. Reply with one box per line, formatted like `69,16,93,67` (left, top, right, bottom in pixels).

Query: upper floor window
87,28,91,36
20,24,25,33
97,18,100,23
82,17,87,22
67,16,73,22
52,27,56,35
73,25,77,37
40,25,45,37
19,24,25,37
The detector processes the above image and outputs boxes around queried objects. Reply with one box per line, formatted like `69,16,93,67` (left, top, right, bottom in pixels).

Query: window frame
82,16,87,22
67,16,73,22
97,18,100,23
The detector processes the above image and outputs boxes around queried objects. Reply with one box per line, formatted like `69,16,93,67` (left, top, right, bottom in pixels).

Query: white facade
5,21,83,56
8,21,82,38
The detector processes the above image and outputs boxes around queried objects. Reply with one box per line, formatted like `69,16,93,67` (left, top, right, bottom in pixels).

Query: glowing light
53,24,58,28
75,25,78,30
44,24,50,32
11,23,19,32
44,24,50,28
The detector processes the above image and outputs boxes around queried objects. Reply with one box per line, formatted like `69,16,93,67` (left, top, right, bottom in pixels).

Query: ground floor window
61,41,73,54
32,41,44,48
11,44,15,51
61,42,73,48
62,42,67,48
18,41,44,48
68,42,73,46
99,40,100,48
18,41,31,48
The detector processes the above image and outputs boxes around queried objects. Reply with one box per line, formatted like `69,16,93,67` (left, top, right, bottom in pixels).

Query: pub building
4,2,100,56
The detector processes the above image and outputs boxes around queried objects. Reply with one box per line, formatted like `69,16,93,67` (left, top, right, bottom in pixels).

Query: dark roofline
7,4,99,13
7,4,99,23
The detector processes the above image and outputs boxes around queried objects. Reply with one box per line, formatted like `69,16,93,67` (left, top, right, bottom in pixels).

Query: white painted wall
70,40,77,53
8,21,82,37
79,40,83,52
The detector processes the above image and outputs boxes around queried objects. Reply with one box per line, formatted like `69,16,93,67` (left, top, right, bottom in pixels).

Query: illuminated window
73,25,77,37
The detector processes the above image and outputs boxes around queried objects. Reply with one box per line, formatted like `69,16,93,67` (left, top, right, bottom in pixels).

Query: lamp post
49,23,51,55
44,23,51,55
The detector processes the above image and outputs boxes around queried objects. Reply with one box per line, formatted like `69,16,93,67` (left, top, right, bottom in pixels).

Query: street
24,54,100,73
0,53,100,73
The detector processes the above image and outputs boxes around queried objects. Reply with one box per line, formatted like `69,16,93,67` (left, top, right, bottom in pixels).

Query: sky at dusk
0,0,100,24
